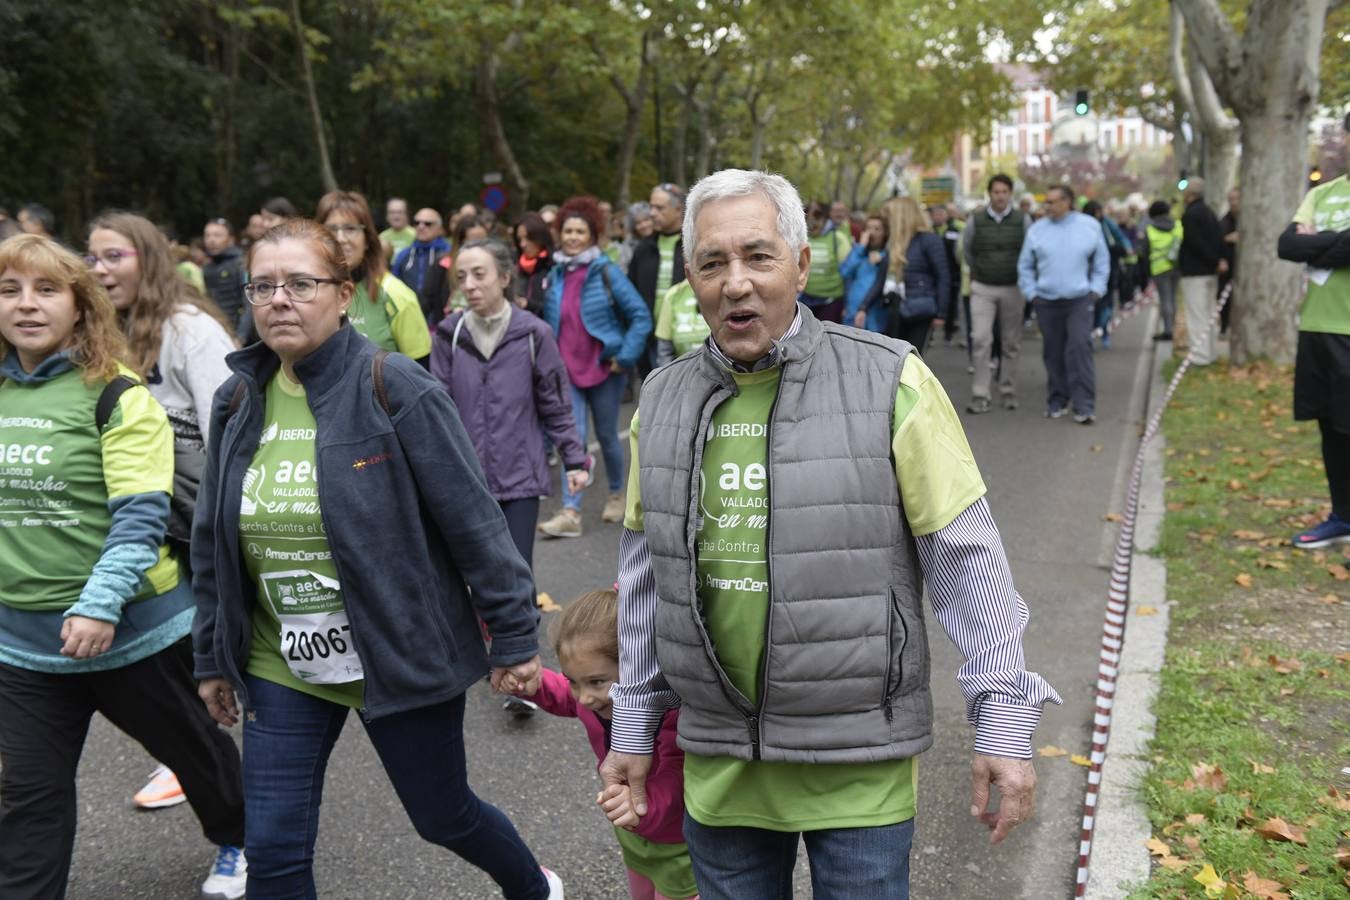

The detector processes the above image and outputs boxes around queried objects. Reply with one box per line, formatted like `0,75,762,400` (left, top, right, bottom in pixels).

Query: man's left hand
970,753,1036,845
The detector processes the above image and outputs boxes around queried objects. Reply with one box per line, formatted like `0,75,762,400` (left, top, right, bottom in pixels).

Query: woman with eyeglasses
315,191,430,366
86,211,240,812
193,219,561,899
0,234,247,900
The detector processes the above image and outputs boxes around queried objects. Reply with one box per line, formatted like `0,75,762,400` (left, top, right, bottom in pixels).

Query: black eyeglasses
243,277,340,305
414,219,438,227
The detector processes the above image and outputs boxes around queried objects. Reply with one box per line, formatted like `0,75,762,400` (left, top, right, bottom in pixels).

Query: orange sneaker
133,764,186,809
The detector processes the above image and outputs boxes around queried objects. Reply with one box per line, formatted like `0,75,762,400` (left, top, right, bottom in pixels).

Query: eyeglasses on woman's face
82,248,137,269
243,277,340,305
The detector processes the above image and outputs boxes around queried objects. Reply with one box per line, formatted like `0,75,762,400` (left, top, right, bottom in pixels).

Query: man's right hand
198,678,239,728
598,750,653,832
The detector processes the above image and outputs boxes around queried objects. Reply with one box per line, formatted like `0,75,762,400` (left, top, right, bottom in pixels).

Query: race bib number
260,569,364,684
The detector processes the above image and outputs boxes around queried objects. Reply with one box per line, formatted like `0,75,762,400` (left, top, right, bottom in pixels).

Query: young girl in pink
508,589,697,900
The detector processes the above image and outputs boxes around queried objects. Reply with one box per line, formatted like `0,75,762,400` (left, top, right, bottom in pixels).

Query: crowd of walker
0,141,1346,900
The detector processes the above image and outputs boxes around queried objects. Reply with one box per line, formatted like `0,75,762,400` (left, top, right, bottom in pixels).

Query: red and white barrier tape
1074,280,1233,897
1091,283,1158,339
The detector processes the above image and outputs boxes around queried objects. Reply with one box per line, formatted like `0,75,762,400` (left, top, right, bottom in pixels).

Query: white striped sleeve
608,526,681,755
914,498,1063,759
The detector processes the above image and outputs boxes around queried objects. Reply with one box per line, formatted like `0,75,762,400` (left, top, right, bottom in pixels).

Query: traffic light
1074,89,1090,116
1177,169,1189,191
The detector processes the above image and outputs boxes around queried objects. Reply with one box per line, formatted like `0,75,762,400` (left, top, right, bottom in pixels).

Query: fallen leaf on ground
1337,652,1350,663
1241,871,1290,899
1185,813,1208,825
1235,573,1254,588
1232,530,1266,541
1328,564,1350,581
1193,863,1227,896
1257,557,1288,570
1279,687,1296,696
1069,754,1092,767
1323,788,1350,813
1189,763,1228,792
1036,745,1068,758
1136,606,1158,616
1103,512,1122,522
1158,856,1190,871
1336,846,1350,868
1248,760,1276,775
1226,479,1245,491
536,592,560,613
1267,655,1303,674
1253,817,1307,845
1089,443,1103,453
1146,836,1172,857
1319,594,1341,605
1167,502,1187,512
1182,835,1202,852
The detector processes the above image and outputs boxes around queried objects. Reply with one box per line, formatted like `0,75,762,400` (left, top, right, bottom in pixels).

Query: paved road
63,312,1152,899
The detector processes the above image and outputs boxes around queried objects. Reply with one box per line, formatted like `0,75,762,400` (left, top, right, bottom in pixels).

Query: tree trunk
477,37,530,219
611,32,650,209
290,0,337,194
672,87,691,187
1183,33,1239,204
1174,0,1328,363
862,150,895,209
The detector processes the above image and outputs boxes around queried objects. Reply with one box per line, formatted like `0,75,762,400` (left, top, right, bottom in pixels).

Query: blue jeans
242,676,548,900
561,371,627,509
682,813,914,900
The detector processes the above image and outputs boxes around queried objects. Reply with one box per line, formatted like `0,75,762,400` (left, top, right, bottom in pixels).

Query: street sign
480,184,508,214
921,176,956,207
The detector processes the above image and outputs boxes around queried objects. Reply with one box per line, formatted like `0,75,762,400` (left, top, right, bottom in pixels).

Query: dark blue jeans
683,813,914,900
561,370,628,509
1034,295,1096,416
242,676,548,900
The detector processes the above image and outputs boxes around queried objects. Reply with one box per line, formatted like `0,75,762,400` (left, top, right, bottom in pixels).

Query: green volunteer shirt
654,281,710,358
805,228,852,299
243,371,364,708
1293,174,1350,336
624,353,986,830
348,273,432,360
656,233,681,297
379,226,416,257
0,365,178,612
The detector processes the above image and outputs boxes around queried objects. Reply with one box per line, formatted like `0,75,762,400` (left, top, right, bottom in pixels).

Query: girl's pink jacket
527,668,686,844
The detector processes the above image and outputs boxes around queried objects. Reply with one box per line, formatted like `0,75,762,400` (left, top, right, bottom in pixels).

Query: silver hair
682,169,808,262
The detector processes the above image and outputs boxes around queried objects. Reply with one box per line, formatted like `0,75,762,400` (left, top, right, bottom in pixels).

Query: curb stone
1084,318,1172,899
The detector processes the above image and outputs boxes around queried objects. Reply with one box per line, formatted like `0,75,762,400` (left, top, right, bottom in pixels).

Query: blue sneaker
201,846,246,900
1292,513,1350,550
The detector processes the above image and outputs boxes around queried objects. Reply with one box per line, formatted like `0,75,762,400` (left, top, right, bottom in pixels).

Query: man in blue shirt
392,208,451,294
1018,185,1109,424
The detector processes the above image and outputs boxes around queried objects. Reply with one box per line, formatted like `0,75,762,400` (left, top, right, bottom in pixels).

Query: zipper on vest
751,375,783,761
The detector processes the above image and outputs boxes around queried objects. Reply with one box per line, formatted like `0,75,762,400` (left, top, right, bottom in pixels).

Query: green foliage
0,0,1057,239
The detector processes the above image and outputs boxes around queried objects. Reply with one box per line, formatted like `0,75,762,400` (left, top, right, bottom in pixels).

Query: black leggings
1322,419,1350,520
0,639,244,900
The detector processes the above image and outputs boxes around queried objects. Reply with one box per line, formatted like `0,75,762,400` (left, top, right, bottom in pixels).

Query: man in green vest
962,173,1031,413
600,168,1061,898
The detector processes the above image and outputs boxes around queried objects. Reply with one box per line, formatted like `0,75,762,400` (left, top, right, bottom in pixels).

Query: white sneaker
503,696,539,715
201,845,246,900
542,866,564,899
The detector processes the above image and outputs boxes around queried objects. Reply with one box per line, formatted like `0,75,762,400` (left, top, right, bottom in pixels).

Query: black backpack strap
371,349,392,416
95,375,139,432
225,379,247,418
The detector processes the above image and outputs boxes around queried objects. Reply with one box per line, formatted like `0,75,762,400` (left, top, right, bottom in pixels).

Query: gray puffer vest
638,307,934,763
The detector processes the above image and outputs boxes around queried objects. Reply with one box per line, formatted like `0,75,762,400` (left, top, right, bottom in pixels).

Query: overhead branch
1171,0,1243,105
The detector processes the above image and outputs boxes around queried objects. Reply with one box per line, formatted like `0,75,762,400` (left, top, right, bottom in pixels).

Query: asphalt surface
62,311,1152,899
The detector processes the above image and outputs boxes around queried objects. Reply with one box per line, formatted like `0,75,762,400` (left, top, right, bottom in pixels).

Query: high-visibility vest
1146,223,1183,276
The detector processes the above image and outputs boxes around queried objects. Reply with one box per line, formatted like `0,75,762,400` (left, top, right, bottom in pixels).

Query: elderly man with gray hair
598,168,1062,898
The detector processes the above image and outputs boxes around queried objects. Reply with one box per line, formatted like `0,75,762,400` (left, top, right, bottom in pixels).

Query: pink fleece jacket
527,667,686,844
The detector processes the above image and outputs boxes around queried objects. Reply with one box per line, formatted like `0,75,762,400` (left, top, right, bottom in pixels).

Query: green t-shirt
243,371,365,708
0,364,178,612
624,354,986,831
804,228,853,299
349,273,432,360
379,226,416,257
656,233,681,297
177,260,207,295
1293,175,1350,336
654,281,710,357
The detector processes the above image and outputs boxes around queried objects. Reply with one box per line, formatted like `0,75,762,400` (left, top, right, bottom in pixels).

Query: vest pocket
883,587,907,708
